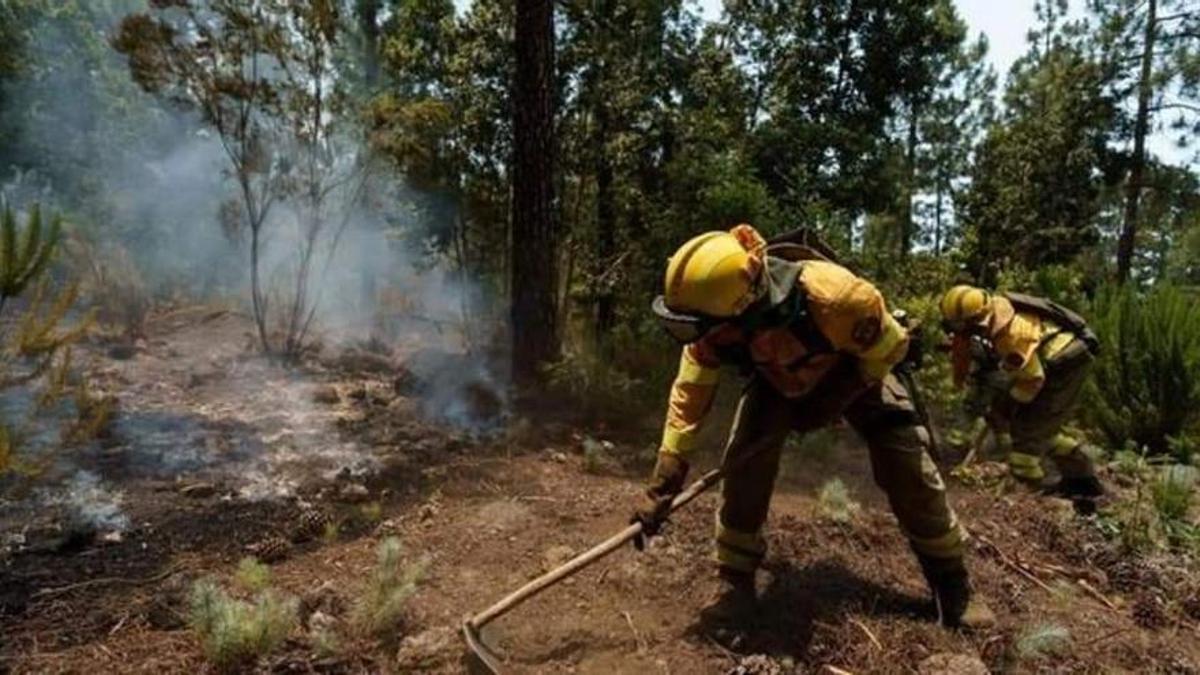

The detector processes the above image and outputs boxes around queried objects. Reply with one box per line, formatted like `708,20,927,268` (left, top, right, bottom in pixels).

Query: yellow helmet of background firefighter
664,225,767,318
940,285,993,329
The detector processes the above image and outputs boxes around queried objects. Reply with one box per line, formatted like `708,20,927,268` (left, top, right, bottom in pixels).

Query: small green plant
1152,464,1197,522
322,520,341,544
352,537,426,639
234,557,271,593
312,625,340,657
816,478,860,523
0,203,62,316
1112,448,1146,480
1014,622,1071,660
358,501,383,525
188,578,298,671
581,437,609,474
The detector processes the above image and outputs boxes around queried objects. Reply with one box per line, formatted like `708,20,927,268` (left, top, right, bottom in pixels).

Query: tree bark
356,0,381,90
511,0,560,386
900,101,919,258
1117,0,1158,283
594,96,616,337
933,169,944,257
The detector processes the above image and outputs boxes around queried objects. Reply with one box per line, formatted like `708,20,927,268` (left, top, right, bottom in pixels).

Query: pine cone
1132,592,1168,629
250,535,292,563
292,509,334,543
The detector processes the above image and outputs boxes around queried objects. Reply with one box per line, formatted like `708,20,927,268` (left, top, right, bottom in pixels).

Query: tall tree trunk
933,171,944,257
594,101,616,338
356,0,381,90
591,0,616,340
1117,0,1157,283
511,0,559,386
900,102,919,258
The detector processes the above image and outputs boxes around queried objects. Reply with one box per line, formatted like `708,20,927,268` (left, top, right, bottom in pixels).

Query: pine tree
1087,0,1200,282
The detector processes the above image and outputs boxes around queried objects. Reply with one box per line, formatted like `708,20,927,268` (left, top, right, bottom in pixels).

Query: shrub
1084,284,1200,459
188,579,298,671
62,234,150,340
352,537,426,639
0,204,95,478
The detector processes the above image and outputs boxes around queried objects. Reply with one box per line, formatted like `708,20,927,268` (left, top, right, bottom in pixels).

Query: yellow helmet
940,284,992,330
663,227,766,318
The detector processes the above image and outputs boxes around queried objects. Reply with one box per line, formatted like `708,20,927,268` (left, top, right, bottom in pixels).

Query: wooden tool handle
468,467,724,629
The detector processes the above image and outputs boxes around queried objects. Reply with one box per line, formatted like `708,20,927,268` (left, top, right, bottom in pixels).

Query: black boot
1045,475,1105,499
917,554,996,630
699,567,757,648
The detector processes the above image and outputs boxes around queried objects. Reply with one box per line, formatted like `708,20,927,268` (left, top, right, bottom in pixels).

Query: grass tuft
188,578,297,671
358,501,383,526
816,478,860,523
352,537,427,639
1015,622,1071,660
312,625,340,657
233,557,271,593
1152,464,1196,522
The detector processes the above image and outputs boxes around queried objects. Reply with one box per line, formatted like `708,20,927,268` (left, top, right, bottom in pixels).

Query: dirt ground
1,309,1198,674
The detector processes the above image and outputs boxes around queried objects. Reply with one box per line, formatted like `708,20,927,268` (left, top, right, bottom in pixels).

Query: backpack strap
1001,292,1101,356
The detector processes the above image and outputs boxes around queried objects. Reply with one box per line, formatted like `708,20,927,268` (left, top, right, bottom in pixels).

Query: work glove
631,452,689,551
901,319,925,371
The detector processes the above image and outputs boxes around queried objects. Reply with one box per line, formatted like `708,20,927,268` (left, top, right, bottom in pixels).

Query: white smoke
39,470,130,533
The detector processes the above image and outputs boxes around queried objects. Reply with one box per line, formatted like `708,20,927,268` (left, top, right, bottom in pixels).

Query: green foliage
1098,451,1199,554
234,557,272,593
358,501,384,526
961,37,1113,282
311,624,340,658
352,537,426,639
322,520,341,544
995,263,1090,311
816,478,860,524
1084,285,1200,458
0,204,98,478
1151,465,1197,523
581,436,610,475
0,203,62,311
188,578,298,671
543,322,677,422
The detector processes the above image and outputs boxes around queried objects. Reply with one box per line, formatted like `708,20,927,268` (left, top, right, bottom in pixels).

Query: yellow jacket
986,297,1077,403
660,260,909,456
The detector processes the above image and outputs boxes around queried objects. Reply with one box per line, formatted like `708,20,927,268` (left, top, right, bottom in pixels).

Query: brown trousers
715,369,965,573
1006,340,1096,481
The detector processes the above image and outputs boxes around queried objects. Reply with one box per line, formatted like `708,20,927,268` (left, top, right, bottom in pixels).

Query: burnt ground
1,309,1198,674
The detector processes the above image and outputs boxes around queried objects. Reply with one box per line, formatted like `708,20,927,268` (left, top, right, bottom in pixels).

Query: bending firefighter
632,225,994,632
940,285,1104,498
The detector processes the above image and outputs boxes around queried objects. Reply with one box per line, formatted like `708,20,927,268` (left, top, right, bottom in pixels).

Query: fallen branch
976,534,1055,594
1076,579,1120,612
622,610,648,653
33,564,185,599
849,618,882,651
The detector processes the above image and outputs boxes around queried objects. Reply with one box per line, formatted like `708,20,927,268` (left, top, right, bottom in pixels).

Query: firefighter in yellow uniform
940,285,1103,498
632,225,995,633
